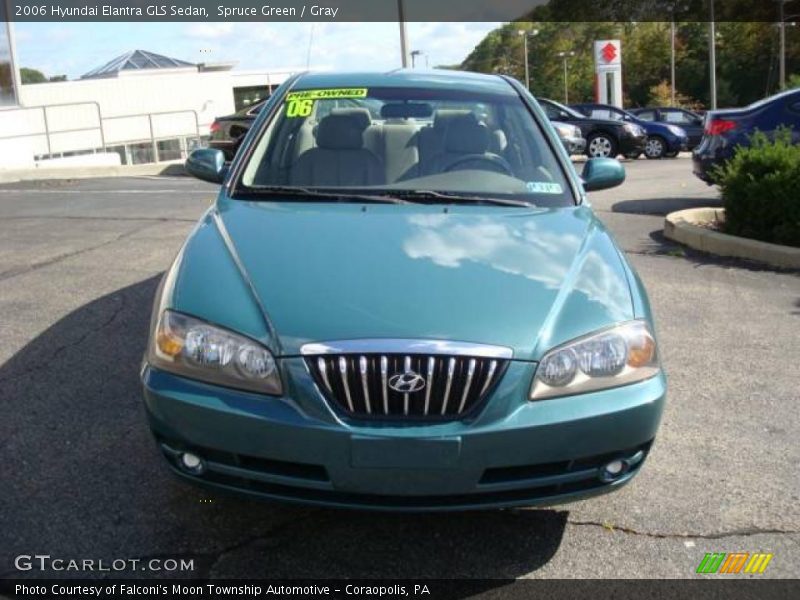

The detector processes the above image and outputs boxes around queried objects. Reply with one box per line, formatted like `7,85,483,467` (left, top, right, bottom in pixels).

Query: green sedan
141,69,665,510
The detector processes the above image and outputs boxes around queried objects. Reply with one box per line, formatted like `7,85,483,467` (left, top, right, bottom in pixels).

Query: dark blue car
572,103,689,159
692,88,800,184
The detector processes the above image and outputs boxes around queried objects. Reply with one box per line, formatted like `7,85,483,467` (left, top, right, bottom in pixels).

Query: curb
0,161,186,184
664,207,800,269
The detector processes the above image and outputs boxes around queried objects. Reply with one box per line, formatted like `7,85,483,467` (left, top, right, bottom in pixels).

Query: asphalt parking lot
0,158,798,580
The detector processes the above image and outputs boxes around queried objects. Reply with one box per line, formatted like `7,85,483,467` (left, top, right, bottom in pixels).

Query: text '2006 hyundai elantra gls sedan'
141,69,666,510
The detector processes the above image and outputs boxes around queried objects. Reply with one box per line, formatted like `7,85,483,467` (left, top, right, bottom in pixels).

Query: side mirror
185,148,227,184
582,158,626,192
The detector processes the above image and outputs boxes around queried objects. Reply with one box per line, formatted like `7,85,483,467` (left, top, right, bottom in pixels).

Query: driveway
1,160,798,580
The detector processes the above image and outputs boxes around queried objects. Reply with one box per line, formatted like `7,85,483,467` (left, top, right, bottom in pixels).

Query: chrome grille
305,352,508,420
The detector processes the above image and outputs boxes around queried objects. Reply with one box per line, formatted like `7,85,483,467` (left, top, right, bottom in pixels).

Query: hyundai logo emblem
388,371,426,393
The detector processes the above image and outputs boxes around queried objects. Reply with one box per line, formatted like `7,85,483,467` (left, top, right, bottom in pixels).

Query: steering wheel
443,153,514,176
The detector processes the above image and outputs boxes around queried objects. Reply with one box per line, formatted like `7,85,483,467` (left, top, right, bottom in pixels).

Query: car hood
212,198,634,360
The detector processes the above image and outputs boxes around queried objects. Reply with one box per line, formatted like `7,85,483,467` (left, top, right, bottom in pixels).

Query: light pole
398,0,408,68
517,28,539,90
709,0,717,109
557,51,575,104
410,50,422,68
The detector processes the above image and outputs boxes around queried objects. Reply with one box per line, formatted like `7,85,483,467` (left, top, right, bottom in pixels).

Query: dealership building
0,24,294,169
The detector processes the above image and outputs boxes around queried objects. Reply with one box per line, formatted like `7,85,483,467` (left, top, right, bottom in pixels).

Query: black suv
537,98,647,159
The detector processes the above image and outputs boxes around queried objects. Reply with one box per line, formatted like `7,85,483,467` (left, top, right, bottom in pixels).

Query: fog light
600,459,629,482
179,452,205,475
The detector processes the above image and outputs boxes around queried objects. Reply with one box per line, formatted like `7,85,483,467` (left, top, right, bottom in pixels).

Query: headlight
623,123,643,136
148,310,282,395
530,320,659,400
553,122,577,138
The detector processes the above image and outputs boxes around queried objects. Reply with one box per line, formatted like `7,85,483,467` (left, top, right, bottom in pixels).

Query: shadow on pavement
0,276,566,580
612,196,722,216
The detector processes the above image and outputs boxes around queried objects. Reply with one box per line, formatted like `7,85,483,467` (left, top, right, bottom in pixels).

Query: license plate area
350,435,461,469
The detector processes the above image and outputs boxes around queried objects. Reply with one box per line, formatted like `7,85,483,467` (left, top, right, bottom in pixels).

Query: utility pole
709,0,717,109
398,0,408,68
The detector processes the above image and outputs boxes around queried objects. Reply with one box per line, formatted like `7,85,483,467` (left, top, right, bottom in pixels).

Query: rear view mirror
380,102,434,119
582,158,626,192
185,148,227,184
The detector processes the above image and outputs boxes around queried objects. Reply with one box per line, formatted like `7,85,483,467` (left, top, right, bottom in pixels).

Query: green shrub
713,128,800,247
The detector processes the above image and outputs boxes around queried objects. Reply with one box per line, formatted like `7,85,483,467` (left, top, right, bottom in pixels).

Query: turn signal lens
627,332,657,368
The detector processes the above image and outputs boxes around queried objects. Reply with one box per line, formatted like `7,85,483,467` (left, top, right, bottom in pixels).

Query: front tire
644,136,667,159
587,133,619,159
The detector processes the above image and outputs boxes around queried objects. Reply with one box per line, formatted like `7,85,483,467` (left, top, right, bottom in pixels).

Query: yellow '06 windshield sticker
284,88,368,117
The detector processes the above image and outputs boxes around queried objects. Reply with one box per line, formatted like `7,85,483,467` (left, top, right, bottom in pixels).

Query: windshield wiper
388,189,534,208
238,186,409,204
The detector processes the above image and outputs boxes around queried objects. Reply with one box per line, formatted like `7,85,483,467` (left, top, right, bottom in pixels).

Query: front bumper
618,133,647,155
560,135,587,156
142,360,665,511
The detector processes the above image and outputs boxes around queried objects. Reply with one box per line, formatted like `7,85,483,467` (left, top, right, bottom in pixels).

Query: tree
20,67,47,84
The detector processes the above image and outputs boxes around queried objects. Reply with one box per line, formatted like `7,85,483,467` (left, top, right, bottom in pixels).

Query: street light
709,0,717,109
398,0,408,68
775,0,800,90
410,50,422,68
557,51,576,104
517,28,539,90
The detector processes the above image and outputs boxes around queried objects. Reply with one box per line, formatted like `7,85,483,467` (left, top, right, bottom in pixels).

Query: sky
13,21,500,79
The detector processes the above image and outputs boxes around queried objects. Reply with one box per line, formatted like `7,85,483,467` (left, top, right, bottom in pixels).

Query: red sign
601,42,617,63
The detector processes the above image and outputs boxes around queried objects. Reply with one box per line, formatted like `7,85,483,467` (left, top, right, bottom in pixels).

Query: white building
0,50,295,168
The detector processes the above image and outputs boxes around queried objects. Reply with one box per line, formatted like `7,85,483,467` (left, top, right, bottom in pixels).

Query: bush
713,128,800,247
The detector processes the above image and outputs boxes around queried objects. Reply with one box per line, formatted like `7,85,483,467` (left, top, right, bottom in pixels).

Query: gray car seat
427,112,508,174
290,112,384,187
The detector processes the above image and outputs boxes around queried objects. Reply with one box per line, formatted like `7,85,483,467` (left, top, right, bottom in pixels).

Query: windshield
542,99,586,121
239,86,574,207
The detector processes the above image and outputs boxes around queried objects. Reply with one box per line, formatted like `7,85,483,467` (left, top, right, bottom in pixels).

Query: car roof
293,69,516,96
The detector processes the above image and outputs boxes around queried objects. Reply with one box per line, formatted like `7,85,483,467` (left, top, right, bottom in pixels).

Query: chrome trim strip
317,357,332,392
480,360,498,397
403,355,411,416
424,356,435,416
441,357,456,415
458,358,477,413
300,339,513,359
338,356,353,412
359,355,371,414
380,356,388,414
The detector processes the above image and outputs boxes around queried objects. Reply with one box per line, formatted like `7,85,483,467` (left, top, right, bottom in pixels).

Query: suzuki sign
594,40,622,108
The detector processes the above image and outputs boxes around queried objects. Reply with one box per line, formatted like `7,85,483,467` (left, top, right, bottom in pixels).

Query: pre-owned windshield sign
284,88,368,118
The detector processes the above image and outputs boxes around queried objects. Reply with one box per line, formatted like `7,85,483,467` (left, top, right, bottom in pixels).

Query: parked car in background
538,98,646,159
551,120,586,155
152,70,666,511
572,103,689,160
629,106,705,150
208,101,265,160
692,88,800,184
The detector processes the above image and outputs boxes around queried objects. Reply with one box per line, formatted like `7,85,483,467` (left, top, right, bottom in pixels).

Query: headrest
444,113,490,154
329,108,372,131
316,113,368,150
433,109,472,130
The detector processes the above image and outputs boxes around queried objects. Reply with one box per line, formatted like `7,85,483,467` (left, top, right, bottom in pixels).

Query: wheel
665,150,679,158
586,133,619,158
644,136,667,159
624,151,642,160
443,153,514,175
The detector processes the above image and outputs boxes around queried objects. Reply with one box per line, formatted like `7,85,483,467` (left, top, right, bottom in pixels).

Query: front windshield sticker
285,88,369,118
526,181,564,194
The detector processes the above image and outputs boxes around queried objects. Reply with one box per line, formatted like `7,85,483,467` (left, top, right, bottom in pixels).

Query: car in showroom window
145,70,665,511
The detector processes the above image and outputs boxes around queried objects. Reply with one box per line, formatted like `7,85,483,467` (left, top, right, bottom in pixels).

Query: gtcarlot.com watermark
14,554,194,573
